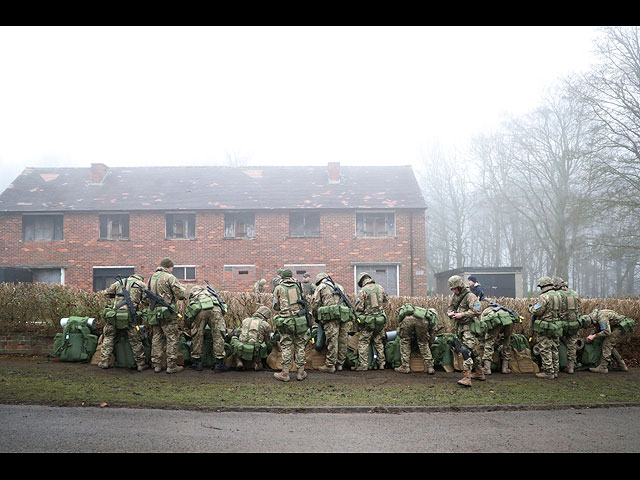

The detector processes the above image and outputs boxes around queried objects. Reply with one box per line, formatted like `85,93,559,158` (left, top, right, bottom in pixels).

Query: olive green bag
102,307,131,330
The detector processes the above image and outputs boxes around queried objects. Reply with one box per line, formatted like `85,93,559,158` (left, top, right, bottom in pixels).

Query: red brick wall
0,210,427,295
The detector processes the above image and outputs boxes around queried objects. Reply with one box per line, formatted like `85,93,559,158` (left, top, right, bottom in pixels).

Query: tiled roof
0,164,426,212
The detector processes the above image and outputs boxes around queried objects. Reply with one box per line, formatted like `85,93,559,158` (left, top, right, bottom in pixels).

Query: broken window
99,214,130,240
224,213,255,238
22,214,63,242
355,212,395,238
290,212,320,237
166,213,196,239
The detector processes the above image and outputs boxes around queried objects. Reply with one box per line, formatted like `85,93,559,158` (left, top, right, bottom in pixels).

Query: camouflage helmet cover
255,305,272,320
315,272,329,285
357,272,372,287
537,276,554,289
447,275,465,289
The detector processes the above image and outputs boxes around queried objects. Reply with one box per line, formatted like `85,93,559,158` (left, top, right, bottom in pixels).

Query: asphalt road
1,404,639,453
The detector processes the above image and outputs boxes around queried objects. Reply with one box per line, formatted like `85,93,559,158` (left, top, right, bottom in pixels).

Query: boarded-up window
290,212,320,237
22,215,63,242
166,213,196,239
224,213,255,238
355,212,395,238
99,214,130,240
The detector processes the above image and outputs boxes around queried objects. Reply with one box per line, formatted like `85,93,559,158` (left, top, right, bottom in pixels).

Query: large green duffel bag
52,317,98,362
431,333,457,369
113,329,151,368
384,336,402,368
579,336,604,368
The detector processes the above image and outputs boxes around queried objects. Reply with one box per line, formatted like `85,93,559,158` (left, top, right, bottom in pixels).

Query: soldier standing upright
311,273,350,373
355,272,388,370
530,276,563,379
554,276,581,374
98,273,149,371
146,258,186,374
447,275,484,387
272,269,308,382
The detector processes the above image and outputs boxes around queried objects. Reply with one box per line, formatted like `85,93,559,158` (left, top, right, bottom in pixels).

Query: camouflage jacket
103,275,145,311
583,309,626,338
356,278,388,316
148,267,185,307
273,278,303,317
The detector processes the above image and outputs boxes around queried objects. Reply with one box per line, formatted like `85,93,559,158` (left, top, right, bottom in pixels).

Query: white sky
0,26,603,193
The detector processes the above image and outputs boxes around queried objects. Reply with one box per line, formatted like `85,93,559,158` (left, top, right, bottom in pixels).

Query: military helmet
255,305,272,320
188,285,205,298
259,279,266,285
160,257,174,268
537,276,554,289
447,275,465,290
281,269,293,278
315,272,329,285
357,272,372,287
553,276,567,289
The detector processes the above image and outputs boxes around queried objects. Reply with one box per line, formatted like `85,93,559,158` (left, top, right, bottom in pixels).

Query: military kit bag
142,305,174,326
483,310,514,331
185,295,217,322
562,319,582,336
361,313,386,332
317,304,351,323
102,306,131,330
384,336,402,368
52,316,98,362
397,304,416,323
533,319,563,338
617,317,636,335
274,314,308,335
468,318,487,337
230,337,258,361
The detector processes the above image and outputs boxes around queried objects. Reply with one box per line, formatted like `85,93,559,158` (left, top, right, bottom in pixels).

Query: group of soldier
96,258,632,387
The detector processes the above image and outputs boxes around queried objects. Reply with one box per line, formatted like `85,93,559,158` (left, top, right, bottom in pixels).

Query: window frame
22,214,64,242
355,211,395,238
224,212,255,239
165,212,196,240
99,213,130,240
289,211,321,238
172,265,196,281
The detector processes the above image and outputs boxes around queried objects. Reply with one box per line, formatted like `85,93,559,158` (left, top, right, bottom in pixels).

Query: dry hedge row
1,283,639,342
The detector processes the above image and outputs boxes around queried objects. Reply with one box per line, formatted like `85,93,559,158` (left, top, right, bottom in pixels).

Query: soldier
147,258,186,374
481,305,514,375
301,273,315,297
554,276,581,374
394,305,437,375
311,273,350,373
355,272,388,370
272,269,308,381
529,276,563,379
447,275,484,387
270,269,283,293
582,309,630,373
185,284,230,373
467,275,485,301
98,273,149,371
253,279,267,293
230,305,273,371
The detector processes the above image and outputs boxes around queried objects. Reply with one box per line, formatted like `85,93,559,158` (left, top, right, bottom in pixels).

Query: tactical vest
278,282,302,316
102,278,140,329
360,284,386,332
533,290,563,337
232,317,267,361
559,289,581,335
145,271,176,325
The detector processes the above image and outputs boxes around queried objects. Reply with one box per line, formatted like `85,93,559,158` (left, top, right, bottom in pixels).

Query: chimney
90,163,110,184
328,162,341,184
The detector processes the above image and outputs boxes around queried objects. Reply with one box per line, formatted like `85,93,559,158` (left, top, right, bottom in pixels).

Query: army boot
191,359,203,371
566,362,574,374
482,360,492,375
457,369,472,387
137,363,150,372
214,358,231,373
612,352,629,372
166,365,184,374
471,365,486,381
296,367,307,381
97,361,110,369
154,366,165,373
426,364,435,375
318,364,336,373
501,360,511,374
274,367,290,382
589,360,609,374
536,371,555,379
394,365,411,374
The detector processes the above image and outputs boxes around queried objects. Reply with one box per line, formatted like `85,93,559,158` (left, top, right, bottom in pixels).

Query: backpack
483,309,514,331
52,317,98,362
112,329,151,368
384,336,402,368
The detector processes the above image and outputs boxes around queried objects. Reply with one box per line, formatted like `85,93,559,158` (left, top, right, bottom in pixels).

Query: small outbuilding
434,267,523,298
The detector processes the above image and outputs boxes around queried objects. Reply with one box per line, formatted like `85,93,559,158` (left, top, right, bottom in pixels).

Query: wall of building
0,209,427,295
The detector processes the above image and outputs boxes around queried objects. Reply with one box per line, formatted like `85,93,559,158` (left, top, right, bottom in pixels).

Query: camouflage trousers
564,333,579,365
537,335,559,374
460,330,481,372
322,319,349,367
398,317,433,368
483,324,513,363
151,318,180,369
190,307,225,360
601,328,624,364
100,323,146,367
358,327,386,369
279,331,307,370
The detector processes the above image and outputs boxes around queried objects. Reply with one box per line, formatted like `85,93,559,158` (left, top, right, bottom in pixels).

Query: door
354,264,398,295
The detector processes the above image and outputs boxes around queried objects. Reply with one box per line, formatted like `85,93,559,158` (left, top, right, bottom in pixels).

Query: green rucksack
617,317,636,335
51,317,98,362
510,333,530,352
579,336,604,368
113,329,151,368
431,333,457,369
384,336,402,368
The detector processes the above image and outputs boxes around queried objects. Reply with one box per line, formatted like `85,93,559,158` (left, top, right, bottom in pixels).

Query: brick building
0,162,427,296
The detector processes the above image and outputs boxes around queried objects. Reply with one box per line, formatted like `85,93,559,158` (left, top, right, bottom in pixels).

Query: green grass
1,356,639,410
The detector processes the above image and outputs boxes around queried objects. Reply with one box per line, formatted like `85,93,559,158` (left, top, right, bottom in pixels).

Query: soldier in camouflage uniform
481,305,514,375
147,258,186,374
230,305,273,371
530,276,563,379
98,273,149,371
394,307,437,375
185,285,230,373
253,279,267,293
554,277,581,374
272,269,308,382
311,273,349,373
355,272,388,370
582,309,630,373
447,275,484,387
